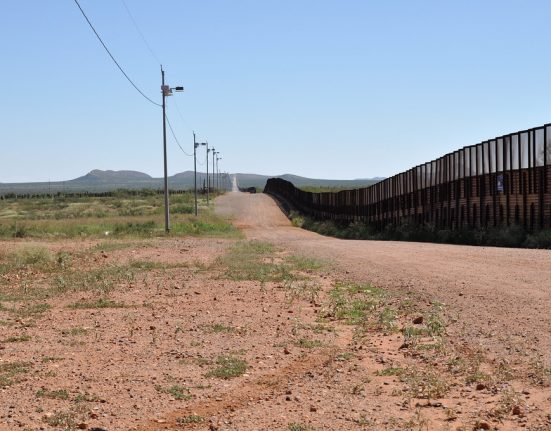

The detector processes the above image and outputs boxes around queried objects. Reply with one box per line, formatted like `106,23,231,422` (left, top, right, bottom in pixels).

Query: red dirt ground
1,191,551,430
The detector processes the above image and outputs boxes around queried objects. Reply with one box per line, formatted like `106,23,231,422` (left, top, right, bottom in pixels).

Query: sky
2,1,551,183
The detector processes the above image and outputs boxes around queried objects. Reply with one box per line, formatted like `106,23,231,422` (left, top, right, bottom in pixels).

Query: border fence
264,123,551,231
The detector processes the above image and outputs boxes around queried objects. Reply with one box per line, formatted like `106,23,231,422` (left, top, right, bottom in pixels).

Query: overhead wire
171,98,194,133
165,114,193,157
72,0,161,107
74,0,212,171
118,0,201,162
120,0,162,66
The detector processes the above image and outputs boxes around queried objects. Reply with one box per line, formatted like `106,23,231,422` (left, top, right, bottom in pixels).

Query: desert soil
1,191,551,431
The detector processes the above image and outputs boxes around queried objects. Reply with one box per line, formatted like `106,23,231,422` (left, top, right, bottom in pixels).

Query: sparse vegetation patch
325,281,386,324
206,355,248,379
67,298,127,309
0,190,237,239
155,384,192,400
0,362,31,388
218,240,323,282
176,414,204,425
36,388,69,400
4,334,31,343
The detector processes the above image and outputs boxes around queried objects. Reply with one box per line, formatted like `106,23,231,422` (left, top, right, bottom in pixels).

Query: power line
120,0,162,66
165,114,193,157
171,98,194,133
72,0,161,107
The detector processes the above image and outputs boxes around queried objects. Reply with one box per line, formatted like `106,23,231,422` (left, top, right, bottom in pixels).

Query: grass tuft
206,355,248,379
176,415,203,425
0,361,31,388
294,338,323,349
326,281,386,324
200,323,237,334
4,334,31,343
42,411,77,428
61,326,89,336
15,303,51,318
67,298,127,309
36,388,69,400
155,384,192,400
74,392,100,403
401,367,449,402
376,367,405,377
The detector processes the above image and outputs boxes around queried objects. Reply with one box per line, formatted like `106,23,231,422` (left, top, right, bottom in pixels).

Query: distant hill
0,169,383,195
355,176,386,181
72,169,152,183
0,170,204,195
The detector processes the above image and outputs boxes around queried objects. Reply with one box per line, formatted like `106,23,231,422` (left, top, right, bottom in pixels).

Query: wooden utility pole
161,67,170,233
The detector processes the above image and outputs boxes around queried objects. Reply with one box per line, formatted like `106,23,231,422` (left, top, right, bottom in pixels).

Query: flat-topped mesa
76,170,153,183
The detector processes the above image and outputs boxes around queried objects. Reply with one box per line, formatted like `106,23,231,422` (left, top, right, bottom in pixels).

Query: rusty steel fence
264,123,551,231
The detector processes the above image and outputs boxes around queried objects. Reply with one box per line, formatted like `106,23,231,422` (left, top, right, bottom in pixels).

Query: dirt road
216,191,551,363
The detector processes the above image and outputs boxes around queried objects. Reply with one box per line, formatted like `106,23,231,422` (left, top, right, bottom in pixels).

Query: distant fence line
264,122,551,231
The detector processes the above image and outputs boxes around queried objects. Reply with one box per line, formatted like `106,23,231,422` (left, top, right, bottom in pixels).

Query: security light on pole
211,150,218,192
161,67,184,234
193,132,207,216
206,144,211,205
216,156,222,190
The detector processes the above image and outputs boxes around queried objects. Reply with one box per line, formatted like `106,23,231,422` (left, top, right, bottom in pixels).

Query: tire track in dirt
137,326,354,431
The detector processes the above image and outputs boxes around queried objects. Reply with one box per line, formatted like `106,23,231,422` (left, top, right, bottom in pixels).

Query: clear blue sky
2,1,551,183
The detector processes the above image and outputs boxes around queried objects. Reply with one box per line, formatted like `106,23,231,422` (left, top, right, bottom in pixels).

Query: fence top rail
265,122,550,202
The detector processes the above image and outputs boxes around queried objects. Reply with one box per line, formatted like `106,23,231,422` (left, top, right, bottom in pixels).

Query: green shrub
524,229,551,249
171,203,194,214
294,212,551,249
112,221,156,237
6,246,53,267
